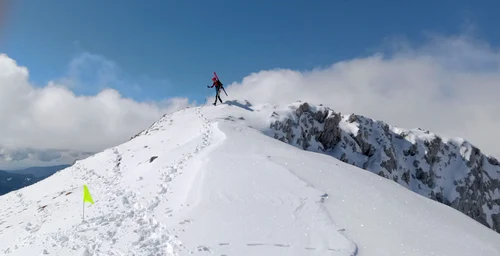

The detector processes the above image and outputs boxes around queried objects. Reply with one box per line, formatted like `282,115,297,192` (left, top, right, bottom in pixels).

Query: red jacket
209,79,222,89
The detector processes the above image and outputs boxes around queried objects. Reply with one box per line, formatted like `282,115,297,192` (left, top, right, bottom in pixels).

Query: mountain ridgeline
0,171,43,196
0,165,70,196
266,102,500,234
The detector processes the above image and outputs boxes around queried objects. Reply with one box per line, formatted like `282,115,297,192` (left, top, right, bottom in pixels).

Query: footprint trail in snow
2,103,497,256
22,107,211,256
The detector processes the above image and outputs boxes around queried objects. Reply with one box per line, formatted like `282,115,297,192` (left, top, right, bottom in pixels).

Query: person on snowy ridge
207,76,223,105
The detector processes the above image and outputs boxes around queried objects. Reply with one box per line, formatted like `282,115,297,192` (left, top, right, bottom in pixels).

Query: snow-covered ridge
1,101,499,256
266,101,500,233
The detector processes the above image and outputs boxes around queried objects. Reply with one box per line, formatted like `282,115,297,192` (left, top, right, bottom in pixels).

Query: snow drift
0,101,499,256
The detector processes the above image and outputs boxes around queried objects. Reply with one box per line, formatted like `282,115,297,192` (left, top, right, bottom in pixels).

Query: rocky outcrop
270,102,342,151
268,102,500,234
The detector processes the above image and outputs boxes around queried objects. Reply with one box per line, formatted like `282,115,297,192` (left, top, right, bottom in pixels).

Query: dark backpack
215,80,223,88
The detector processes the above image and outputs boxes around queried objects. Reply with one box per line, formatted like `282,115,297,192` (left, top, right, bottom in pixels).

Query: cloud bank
0,53,194,168
0,148,93,170
222,33,500,158
2,31,499,169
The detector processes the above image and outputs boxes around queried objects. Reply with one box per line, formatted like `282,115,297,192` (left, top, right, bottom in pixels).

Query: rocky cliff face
266,102,500,234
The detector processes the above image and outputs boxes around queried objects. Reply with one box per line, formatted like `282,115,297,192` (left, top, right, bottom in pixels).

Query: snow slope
0,170,43,196
0,164,70,196
266,101,500,233
0,102,499,256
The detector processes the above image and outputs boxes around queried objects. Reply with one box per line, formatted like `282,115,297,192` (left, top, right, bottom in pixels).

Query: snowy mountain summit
0,100,499,256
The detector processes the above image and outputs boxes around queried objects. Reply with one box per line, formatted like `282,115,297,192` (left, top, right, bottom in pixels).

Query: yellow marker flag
83,184,94,204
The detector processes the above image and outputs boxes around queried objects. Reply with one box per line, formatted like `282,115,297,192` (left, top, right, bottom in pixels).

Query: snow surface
0,102,499,256
265,101,500,233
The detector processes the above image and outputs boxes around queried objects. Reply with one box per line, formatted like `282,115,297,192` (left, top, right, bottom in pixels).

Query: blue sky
1,0,499,104
1,0,500,166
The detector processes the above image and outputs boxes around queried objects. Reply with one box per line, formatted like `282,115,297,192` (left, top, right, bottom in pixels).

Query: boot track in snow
41,107,213,256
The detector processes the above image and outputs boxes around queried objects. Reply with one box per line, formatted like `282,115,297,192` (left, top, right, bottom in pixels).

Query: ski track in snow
165,115,359,255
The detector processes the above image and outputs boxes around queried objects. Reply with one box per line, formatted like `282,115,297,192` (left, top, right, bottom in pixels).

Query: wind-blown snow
0,101,499,256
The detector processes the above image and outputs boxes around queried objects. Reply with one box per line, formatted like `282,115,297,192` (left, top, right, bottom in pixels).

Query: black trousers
214,88,223,104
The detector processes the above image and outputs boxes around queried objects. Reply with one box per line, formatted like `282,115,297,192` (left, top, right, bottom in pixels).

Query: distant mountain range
0,164,71,196
5,164,72,178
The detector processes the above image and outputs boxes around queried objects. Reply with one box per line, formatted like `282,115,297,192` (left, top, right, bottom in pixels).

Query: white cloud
0,148,92,170
2,30,499,169
221,33,500,158
0,53,194,162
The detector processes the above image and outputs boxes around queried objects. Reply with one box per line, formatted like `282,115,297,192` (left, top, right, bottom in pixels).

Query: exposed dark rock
487,156,500,166
267,101,500,234
149,156,158,163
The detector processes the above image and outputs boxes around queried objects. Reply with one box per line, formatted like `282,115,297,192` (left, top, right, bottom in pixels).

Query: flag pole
82,184,94,222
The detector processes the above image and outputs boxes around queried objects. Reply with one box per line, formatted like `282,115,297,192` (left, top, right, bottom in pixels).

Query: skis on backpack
214,72,228,96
